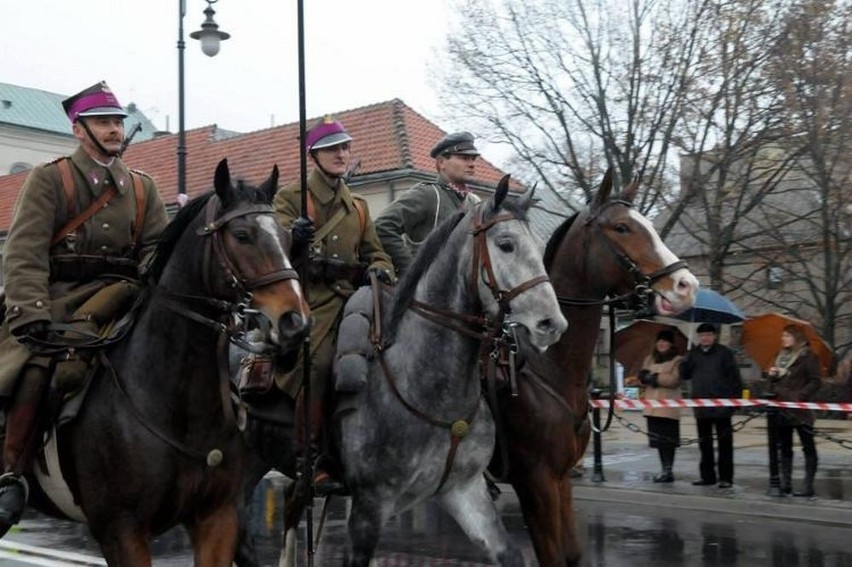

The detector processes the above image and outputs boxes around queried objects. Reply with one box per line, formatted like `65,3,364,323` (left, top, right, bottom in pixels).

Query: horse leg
187,504,239,567
511,465,567,567
93,525,152,567
558,477,582,567
345,492,385,567
439,478,525,567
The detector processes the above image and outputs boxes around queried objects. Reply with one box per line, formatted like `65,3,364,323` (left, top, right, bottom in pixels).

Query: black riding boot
653,446,675,483
780,454,793,495
0,365,50,536
793,454,817,497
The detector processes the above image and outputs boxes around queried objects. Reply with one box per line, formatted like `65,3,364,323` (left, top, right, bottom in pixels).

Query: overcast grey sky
3,1,455,135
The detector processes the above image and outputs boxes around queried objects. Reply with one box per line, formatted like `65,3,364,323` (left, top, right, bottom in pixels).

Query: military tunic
273,169,393,397
0,147,169,396
374,176,480,277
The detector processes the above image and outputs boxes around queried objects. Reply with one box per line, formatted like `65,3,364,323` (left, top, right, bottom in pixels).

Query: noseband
558,200,687,310
159,195,300,353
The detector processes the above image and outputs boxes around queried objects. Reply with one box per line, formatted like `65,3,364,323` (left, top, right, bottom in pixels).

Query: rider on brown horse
0,81,168,534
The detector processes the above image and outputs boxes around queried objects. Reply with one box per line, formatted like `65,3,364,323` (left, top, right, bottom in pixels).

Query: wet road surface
4,474,852,566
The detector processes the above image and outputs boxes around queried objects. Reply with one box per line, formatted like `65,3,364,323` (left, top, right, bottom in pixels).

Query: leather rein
157,195,300,354
376,204,550,493
121,195,300,463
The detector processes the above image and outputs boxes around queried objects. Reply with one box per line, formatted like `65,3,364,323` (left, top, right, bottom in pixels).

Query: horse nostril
538,318,555,334
278,311,307,338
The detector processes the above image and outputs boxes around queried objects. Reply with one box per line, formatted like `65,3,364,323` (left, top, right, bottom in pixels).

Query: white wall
0,125,76,175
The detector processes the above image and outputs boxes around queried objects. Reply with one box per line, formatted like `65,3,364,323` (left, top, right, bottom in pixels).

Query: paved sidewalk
571,410,852,526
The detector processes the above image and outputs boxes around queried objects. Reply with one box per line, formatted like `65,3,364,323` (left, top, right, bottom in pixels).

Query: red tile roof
0,99,511,232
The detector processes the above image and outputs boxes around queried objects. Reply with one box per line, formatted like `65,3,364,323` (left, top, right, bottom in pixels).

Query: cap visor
77,106,128,118
311,132,352,150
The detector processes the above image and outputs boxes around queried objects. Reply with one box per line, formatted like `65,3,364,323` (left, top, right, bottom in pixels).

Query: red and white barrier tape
589,398,852,412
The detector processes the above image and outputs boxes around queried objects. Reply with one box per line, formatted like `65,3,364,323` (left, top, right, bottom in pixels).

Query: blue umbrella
675,289,745,324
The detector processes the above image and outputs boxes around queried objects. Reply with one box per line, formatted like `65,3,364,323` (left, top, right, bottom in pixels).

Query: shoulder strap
352,198,367,242
130,172,146,247
57,158,76,217
308,192,361,244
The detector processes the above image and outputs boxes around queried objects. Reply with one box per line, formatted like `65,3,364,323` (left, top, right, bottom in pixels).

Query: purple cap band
66,91,125,122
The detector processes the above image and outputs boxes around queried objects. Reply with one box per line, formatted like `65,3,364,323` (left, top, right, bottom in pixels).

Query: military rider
0,81,169,533
374,131,481,278
273,116,394,494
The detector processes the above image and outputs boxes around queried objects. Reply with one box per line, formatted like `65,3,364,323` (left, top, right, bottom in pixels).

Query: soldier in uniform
273,116,394,493
0,81,169,531
375,131,481,277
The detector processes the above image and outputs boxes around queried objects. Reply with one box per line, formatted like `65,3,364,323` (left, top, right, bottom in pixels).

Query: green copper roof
0,83,157,142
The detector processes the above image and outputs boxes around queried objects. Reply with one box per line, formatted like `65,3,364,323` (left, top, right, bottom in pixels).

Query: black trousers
777,422,817,462
696,416,733,483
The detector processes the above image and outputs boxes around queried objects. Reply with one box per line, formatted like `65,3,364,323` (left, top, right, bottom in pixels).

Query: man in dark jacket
374,132,481,277
680,323,743,488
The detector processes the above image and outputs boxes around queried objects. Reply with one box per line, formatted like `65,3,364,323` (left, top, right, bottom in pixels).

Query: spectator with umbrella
625,327,684,483
767,324,822,497
680,323,743,488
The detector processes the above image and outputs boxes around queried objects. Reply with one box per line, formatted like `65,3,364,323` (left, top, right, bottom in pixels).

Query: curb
572,483,852,527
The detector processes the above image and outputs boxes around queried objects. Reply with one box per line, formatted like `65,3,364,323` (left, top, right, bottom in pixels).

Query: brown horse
23,159,309,566
494,170,699,566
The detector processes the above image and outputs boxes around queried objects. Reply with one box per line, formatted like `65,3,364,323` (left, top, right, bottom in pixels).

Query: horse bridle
158,194,301,354
380,203,550,493
557,200,688,310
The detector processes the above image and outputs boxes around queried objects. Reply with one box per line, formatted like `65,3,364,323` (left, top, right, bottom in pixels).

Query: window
767,265,783,289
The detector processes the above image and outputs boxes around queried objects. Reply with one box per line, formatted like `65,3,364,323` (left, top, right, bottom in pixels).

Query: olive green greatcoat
374,176,480,277
273,169,393,398
0,147,169,396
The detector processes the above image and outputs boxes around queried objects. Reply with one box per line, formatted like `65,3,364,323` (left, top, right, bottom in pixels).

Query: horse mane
384,210,466,342
145,192,214,284
543,212,578,271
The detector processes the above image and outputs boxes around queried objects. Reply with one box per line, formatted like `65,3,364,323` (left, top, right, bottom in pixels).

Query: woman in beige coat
637,328,684,483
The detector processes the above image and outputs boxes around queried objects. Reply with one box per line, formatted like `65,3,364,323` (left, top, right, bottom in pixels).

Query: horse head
555,168,698,315
152,159,310,363
473,175,568,351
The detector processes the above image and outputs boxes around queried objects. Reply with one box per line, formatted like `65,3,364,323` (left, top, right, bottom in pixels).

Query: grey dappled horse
333,176,567,566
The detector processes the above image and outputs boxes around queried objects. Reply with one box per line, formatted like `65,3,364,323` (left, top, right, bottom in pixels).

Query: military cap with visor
306,115,353,152
430,131,480,159
62,81,128,123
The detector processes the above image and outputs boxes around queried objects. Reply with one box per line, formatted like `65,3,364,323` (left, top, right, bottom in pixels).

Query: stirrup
0,473,29,534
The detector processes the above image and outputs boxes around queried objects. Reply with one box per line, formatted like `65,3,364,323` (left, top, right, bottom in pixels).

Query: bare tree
437,0,712,209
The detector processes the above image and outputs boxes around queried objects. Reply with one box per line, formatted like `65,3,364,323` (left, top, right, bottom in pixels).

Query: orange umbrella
614,321,688,380
740,313,834,376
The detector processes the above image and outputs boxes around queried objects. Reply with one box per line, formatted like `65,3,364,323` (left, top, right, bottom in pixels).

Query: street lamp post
177,0,230,204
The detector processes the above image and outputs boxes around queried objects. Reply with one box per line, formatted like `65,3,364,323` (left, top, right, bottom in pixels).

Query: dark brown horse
494,170,699,566
25,159,309,566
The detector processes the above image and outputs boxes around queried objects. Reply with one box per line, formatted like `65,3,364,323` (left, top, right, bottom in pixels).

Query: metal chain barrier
612,410,764,447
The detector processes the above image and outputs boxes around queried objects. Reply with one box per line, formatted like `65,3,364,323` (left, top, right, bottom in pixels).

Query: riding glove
367,267,394,286
11,320,49,343
290,217,315,246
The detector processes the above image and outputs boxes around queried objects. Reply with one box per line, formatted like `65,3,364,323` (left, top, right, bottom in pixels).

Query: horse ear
491,174,510,212
214,159,234,208
259,164,280,204
592,168,614,211
620,174,639,204
515,182,536,211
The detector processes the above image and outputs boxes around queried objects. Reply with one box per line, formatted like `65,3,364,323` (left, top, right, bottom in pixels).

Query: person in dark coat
768,324,822,496
680,323,742,488
374,131,481,277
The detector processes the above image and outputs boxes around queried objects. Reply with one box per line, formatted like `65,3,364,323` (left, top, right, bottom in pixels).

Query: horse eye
232,229,253,243
497,240,515,253
614,223,630,234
